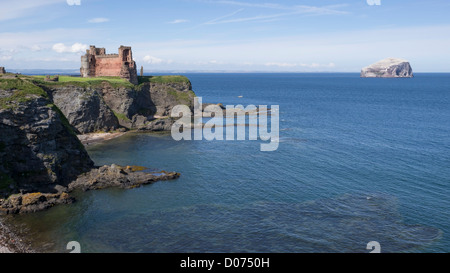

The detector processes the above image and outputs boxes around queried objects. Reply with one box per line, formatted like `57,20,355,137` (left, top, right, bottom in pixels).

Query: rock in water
361,58,413,78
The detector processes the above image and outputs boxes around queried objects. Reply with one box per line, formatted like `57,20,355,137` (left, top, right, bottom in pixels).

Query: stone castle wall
94,56,124,77
81,46,138,84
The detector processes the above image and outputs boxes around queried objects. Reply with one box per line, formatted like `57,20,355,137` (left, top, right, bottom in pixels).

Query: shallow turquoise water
6,73,450,253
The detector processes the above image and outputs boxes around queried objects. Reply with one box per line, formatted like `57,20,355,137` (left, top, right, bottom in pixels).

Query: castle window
122,49,130,62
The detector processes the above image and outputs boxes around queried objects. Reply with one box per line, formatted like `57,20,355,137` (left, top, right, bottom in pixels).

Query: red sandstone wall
94,56,123,77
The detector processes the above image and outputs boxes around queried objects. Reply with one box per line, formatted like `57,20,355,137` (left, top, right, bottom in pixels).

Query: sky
0,0,450,72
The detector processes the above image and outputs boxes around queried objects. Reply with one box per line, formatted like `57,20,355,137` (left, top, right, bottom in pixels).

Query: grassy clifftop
29,75,191,87
0,78,48,109
0,75,192,100
0,75,193,107
30,75,136,88
137,75,190,85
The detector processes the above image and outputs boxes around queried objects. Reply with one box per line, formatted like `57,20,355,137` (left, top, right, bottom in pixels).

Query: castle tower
80,45,138,85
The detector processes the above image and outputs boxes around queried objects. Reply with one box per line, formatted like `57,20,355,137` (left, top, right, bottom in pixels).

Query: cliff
0,75,188,214
361,58,413,78
0,78,94,207
35,75,195,133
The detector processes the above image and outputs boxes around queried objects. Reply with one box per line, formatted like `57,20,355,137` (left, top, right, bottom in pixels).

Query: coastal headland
0,73,195,217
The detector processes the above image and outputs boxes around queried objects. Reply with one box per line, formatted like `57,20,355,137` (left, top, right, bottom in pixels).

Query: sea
3,73,450,253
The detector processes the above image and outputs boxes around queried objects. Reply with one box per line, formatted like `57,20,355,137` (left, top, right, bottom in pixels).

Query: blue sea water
6,73,450,253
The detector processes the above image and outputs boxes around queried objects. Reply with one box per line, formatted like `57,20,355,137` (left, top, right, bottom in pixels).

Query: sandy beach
77,132,127,146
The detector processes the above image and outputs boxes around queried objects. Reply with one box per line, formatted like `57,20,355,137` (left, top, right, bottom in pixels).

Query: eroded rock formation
41,77,195,134
361,58,413,78
0,76,187,214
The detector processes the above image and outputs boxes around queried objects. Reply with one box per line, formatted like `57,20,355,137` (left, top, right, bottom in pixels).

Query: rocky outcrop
98,80,195,130
40,77,195,134
0,77,182,214
68,165,180,191
0,84,94,196
0,67,5,74
0,165,180,214
361,58,413,78
0,192,74,215
45,85,120,134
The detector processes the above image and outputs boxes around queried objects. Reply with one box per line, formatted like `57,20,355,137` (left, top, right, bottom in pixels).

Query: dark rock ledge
0,165,180,215
69,164,180,192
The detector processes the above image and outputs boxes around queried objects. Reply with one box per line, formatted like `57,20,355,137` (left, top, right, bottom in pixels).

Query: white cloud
30,45,42,51
168,19,190,24
204,8,244,25
0,49,14,61
265,62,336,68
132,24,450,72
66,0,81,6
88,17,109,23
265,62,297,68
200,2,348,25
52,43,88,53
143,55,164,64
0,55,13,61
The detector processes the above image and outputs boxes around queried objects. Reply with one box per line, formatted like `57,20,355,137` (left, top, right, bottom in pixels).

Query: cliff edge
361,58,413,78
35,75,195,134
0,75,185,214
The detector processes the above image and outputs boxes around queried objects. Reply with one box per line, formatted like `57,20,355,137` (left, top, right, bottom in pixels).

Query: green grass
167,89,194,103
32,75,128,83
29,75,190,88
138,75,190,85
31,75,135,89
0,78,48,109
113,111,131,122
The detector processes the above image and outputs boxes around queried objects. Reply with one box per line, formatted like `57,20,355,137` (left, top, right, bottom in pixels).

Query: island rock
361,58,413,78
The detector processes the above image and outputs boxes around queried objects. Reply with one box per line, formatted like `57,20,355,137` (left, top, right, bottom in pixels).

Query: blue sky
1,0,449,72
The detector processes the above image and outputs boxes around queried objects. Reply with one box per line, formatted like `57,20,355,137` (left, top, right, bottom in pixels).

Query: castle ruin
81,45,138,84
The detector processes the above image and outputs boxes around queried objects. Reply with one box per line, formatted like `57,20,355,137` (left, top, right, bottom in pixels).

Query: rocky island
361,58,414,78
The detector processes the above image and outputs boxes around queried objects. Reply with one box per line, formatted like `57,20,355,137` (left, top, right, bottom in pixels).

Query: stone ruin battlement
81,45,138,85
96,54,120,58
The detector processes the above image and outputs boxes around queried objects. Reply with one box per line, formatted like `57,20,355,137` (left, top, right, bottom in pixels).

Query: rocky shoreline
0,164,180,215
0,219,34,253
0,75,193,251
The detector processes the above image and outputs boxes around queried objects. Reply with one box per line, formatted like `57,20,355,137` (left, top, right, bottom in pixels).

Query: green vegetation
0,78,48,109
167,89,195,103
31,75,135,89
0,141,5,153
138,75,190,85
46,103,78,135
32,75,128,84
0,172,14,190
113,111,131,122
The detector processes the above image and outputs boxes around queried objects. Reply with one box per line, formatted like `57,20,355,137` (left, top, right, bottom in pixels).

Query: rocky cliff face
0,76,188,214
45,85,119,134
361,58,413,78
40,76,195,134
0,79,94,198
